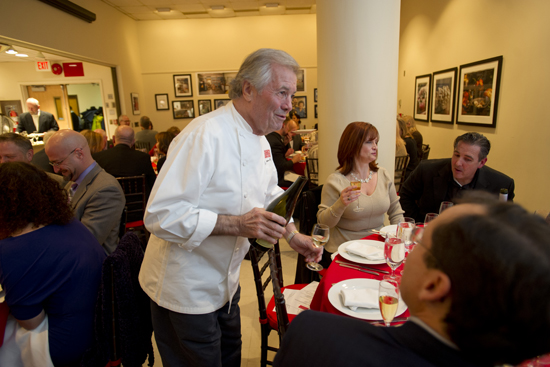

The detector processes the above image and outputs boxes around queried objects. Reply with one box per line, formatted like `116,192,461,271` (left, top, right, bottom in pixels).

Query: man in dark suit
266,117,303,187
46,130,125,254
274,198,550,366
399,132,514,222
16,98,59,134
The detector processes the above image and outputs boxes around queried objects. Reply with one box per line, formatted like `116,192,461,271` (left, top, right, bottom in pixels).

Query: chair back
305,158,319,187
394,155,410,194
295,185,323,284
117,175,146,224
421,144,430,160
134,141,150,152
119,206,127,239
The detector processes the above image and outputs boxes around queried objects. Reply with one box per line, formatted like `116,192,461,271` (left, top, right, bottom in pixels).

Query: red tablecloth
310,234,410,322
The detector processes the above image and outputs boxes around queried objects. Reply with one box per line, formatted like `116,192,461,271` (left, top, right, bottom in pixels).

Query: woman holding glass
317,122,404,256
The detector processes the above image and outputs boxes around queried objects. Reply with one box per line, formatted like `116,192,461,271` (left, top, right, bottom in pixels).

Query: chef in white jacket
139,48,322,367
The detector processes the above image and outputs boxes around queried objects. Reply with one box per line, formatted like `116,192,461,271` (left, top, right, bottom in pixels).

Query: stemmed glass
306,224,330,271
379,279,400,327
397,220,416,261
384,235,405,279
424,213,439,227
350,181,363,212
439,201,453,214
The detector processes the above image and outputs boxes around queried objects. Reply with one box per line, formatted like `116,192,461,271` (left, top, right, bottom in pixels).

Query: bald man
17,98,59,134
46,130,125,254
93,126,156,221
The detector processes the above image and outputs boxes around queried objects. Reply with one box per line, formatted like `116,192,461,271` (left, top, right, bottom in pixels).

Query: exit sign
36,61,51,72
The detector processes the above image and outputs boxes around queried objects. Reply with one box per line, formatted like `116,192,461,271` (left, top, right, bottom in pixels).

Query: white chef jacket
139,102,283,314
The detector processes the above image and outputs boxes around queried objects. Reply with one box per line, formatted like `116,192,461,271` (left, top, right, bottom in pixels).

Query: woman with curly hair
0,162,105,366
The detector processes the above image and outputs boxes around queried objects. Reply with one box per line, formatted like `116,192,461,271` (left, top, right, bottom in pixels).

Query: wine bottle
499,188,508,202
254,176,308,250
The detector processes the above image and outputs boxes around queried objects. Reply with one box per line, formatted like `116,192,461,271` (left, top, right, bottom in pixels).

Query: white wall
67,84,103,113
397,0,550,212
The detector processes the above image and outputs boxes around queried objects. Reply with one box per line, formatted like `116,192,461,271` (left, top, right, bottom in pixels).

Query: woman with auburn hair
317,122,404,255
397,117,420,176
0,162,105,366
155,131,176,173
401,114,423,159
80,129,105,154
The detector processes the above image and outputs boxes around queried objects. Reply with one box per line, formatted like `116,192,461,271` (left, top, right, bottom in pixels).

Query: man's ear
418,270,451,303
478,157,487,169
242,80,255,102
26,149,34,162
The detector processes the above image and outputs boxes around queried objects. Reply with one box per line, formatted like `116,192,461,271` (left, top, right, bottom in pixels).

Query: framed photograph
292,96,307,119
155,93,169,111
197,72,237,96
214,99,230,110
414,74,431,121
430,68,457,124
173,74,193,98
314,88,318,102
198,100,212,116
131,92,140,115
314,104,318,118
172,100,195,119
457,56,503,127
296,69,306,92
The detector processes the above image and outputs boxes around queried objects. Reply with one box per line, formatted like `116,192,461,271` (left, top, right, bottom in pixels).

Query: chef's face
27,102,39,115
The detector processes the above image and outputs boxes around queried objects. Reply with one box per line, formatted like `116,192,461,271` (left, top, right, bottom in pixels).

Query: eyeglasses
49,147,78,168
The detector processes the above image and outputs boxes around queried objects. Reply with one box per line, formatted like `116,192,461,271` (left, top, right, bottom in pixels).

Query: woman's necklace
350,170,373,183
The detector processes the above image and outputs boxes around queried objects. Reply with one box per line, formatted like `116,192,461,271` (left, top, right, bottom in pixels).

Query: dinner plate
380,224,398,237
294,129,316,134
338,240,385,265
328,278,407,320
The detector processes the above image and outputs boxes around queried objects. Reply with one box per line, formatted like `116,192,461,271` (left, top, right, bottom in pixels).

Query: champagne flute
379,279,400,327
350,181,364,212
439,201,453,214
397,221,416,261
424,213,439,227
384,235,405,279
306,224,329,271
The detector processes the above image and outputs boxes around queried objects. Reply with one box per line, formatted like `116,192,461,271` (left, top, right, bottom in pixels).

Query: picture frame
214,99,230,110
314,88,318,102
155,93,169,111
456,56,503,127
198,100,212,116
131,92,140,115
314,104,318,119
414,74,431,121
430,67,457,124
197,71,237,96
172,100,195,119
173,74,193,98
296,69,306,92
292,96,307,119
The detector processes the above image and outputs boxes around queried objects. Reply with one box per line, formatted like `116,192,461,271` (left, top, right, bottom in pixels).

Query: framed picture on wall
214,99,230,110
198,100,212,116
197,72,237,96
314,104,318,118
296,69,306,92
292,96,307,119
314,88,318,102
430,67,457,124
131,92,140,115
456,56,503,127
155,93,169,111
414,74,431,121
172,100,195,119
173,74,193,98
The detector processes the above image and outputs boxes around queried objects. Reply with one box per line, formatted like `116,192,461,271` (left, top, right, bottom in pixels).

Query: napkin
346,242,384,260
340,288,379,311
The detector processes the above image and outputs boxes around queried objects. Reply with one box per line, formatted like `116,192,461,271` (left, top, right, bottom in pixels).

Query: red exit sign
36,61,51,72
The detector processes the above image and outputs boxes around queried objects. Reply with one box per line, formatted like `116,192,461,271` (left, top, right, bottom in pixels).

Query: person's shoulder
480,164,514,182
418,158,450,170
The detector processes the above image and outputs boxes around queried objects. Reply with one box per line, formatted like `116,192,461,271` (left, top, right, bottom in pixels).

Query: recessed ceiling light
6,46,18,55
15,53,28,57
265,3,279,7
211,5,224,10
156,7,171,12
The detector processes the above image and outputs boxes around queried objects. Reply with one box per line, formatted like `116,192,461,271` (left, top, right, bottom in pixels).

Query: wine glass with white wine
384,235,405,279
306,224,330,271
349,181,363,212
379,279,400,327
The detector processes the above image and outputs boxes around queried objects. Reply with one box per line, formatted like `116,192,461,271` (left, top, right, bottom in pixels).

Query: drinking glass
397,221,416,260
379,279,400,327
439,201,454,214
349,181,363,212
306,224,330,271
384,235,405,279
424,213,439,226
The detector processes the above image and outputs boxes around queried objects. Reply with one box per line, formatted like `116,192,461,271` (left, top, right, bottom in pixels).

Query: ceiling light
15,53,28,57
265,3,279,7
6,46,18,54
156,7,171,12
211,5,224,10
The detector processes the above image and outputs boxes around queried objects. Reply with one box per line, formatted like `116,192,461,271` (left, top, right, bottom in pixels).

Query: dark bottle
253,176,308,250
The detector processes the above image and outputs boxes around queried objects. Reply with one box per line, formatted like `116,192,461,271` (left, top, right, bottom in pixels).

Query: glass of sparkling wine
384,235,405,279
379,279,400,327
397,221,416,261
349,181,363,212
306,224,330,271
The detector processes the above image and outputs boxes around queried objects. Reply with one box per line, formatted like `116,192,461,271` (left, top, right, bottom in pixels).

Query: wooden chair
394,155,410,194
116,175,149,248
305,157,319,188
421,144,430,160
249,241,308,367
134,141,150,152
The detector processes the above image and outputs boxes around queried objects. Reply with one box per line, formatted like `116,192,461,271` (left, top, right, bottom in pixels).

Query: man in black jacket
16,98,59,134
266,117,302,187
399,132,514,222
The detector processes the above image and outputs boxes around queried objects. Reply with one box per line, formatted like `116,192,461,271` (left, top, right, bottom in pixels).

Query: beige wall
397,0,550,211
137,15,319,132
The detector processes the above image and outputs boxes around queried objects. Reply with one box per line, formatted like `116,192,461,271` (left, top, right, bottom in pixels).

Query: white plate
294,129,316,134
380,224,398,237
328,278,407,320
338,240,385,265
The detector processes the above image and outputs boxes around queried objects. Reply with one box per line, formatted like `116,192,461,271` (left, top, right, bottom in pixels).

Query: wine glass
349,181,363,212
384,235,405,279
379,279,400,327
306,224,329,271
439,201,453,214
397,221,416,261
424,213,439,227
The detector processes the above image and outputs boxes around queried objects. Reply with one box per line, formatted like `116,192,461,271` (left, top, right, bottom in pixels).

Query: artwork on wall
296,69,306,92
197,72,237,96
131,92,140,115
456,56,503,127
155,93,169,111
172,100,195,119
198,100,212,116
292,96,307,119
214,99,230,110
430,68,457,124
173,74,193,98
314,104,318,118
414,74,431,121
314,88,318,102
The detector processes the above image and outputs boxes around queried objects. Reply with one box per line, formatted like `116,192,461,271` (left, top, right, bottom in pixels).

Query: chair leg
260,324,270,367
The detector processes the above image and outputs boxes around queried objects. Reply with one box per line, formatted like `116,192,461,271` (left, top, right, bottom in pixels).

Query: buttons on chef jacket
244,192,248,198
242,161,246,167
